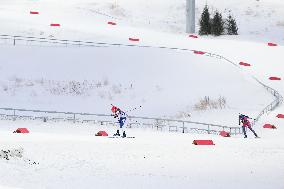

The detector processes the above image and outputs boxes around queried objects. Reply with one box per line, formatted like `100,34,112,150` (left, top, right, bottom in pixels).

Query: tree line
199,5,238,36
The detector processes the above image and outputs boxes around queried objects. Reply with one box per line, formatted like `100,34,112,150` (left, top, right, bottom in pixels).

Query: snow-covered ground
0,45,274,124
0,121,284,189
0,0,284,188
1,0,284,44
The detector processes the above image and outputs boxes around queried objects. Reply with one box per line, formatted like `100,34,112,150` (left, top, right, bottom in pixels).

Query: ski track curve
0,34,282,131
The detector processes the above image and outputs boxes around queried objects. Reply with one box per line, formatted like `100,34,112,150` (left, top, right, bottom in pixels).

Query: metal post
156,119,159,130
186,0,195,33
73,114,76,123
13,109,16,121
13,36,16,46
182,122,185,133
207,125,210,134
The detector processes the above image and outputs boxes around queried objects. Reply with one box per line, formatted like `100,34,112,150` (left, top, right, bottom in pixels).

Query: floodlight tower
186,0,195,33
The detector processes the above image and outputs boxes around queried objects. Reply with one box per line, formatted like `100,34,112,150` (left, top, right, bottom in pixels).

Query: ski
108,136,135,139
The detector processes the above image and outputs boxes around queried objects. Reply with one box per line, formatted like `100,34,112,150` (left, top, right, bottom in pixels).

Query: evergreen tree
226,14,238,35
211,11,224,36
199,5,211,35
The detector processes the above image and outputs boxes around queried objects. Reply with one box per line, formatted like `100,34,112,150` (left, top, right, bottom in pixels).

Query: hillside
1,0,284,44
0,45,274,125
0,1,283,189
1,0,283,122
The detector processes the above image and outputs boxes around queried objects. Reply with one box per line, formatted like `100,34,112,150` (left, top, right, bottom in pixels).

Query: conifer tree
226,14,238,35
211,11,224,36
199,5,211,35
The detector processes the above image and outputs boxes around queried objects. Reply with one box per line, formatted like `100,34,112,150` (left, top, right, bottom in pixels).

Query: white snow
0,121,284,189
0,45,274,124
0,0,283,188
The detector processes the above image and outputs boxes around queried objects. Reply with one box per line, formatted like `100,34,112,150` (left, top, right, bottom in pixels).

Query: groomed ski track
0,34,282,134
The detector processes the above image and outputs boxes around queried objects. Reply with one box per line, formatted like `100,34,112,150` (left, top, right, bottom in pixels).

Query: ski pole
125,105,142,113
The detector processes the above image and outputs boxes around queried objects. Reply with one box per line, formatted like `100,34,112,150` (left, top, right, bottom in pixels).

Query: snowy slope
1,0,284,43
0,0,284,189
0,45,274,125
0,0,283,122
0,121,283,189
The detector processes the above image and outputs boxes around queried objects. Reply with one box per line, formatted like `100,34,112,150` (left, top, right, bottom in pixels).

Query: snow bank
0,45,273,125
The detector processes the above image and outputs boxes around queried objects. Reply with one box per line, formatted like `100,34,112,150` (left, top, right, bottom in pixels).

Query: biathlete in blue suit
112,105,127,137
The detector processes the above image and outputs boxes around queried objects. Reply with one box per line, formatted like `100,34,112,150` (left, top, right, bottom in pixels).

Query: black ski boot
113,130,120,136
244,135,247,138
122,131,126,138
